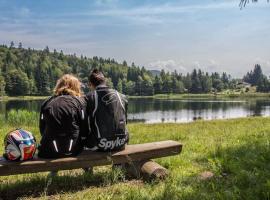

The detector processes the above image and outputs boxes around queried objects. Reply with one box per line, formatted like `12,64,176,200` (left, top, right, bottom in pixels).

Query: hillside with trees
0,42,269,96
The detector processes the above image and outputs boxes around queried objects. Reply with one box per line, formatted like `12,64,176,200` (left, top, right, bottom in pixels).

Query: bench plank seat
0,140,182,176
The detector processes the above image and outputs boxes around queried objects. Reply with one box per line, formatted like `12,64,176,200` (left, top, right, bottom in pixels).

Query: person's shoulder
116,91,128,103
41,96,54,107
85,91,95,99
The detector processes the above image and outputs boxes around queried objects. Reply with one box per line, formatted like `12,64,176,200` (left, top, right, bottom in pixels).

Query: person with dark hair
85,69,129,151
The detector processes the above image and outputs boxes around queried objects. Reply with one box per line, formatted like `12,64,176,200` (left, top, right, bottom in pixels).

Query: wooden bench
0,140,182,179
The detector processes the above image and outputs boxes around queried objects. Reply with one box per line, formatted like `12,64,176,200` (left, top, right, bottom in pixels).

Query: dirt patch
199,171,214,181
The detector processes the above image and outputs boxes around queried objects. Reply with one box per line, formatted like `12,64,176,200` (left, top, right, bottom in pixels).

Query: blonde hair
54,74,82,97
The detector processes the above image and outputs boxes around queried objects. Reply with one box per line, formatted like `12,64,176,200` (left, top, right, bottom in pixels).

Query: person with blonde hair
38,74,87,158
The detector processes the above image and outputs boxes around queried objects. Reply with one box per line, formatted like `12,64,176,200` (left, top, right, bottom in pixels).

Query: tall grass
6,109,39,127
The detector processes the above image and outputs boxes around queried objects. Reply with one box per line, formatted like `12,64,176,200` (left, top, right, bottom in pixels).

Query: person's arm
39,111,45,136
79,96,89,143
84,92,97,148
39,96,52,136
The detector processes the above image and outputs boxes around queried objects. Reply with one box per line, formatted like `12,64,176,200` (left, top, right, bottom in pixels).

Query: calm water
1,98,270,123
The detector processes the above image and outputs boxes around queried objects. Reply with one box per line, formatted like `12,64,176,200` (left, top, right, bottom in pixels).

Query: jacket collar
96,84,108,90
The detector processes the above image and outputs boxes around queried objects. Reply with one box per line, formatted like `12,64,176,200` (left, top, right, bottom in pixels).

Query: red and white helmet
4,129,37,161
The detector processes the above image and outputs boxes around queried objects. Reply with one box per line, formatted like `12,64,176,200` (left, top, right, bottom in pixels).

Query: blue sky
0,0,269,77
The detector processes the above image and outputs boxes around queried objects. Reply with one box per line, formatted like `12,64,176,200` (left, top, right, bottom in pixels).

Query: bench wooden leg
48,171,58,177
83,167,93,175
124,160,168,180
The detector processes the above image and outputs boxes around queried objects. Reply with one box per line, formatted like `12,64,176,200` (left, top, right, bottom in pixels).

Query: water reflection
0,98,270,123
127,98,270,123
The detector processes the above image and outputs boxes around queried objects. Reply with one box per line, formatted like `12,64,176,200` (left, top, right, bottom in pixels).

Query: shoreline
0,92,269,101
130,92,270,99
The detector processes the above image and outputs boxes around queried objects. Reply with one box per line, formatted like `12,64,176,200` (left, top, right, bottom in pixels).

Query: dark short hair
88,69,106,86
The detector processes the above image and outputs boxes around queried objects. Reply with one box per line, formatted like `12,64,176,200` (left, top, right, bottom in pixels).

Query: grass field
0,111,270,199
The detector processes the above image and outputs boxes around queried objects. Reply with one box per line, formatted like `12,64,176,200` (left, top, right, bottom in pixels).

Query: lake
1,97,270,123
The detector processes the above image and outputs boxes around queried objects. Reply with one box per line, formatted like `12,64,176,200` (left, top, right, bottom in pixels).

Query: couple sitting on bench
1,70,181,178
38,69,129,158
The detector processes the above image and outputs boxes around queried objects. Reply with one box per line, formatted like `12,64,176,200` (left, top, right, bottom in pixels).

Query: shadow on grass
0,167,128,200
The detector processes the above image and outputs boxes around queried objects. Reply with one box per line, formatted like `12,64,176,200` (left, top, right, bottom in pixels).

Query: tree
257,76,270,92
240,0,269,8
142,74,154,95
9,41,14,49
222,72,230,89
154,76,162,94
243,64,264,86
5,69,30,96
0,43,239,96
201,75,212,93
183,73,192,92
18,42,23,49
125,81,135,95
191,69,202,93
106,78,114,88
122,60,127,66
172,77,184,93
0,75,5,96
134,76,143,95
116,79,123,93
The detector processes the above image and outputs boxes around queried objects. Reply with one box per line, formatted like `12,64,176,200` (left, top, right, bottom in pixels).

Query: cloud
148,60,187,73
50,1,238,26
88,2,237,17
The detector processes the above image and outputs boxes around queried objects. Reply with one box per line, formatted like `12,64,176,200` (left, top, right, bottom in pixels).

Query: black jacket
85,85,129,151
38,95,88,158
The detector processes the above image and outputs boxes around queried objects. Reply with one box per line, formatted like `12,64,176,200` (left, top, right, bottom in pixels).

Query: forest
0,42,269,96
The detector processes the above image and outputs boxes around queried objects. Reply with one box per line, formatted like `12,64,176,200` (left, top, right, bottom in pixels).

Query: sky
0,0,269,77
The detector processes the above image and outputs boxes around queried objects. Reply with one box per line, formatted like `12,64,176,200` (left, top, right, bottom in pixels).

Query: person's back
38,74,87,158
85,69,129,151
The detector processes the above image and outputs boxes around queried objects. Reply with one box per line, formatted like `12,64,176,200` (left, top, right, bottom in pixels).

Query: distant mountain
149,70,161,76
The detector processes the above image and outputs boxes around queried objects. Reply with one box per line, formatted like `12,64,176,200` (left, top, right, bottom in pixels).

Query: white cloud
191,60,221,73
148,60,187,73
88,2,237,17
52,1,238,26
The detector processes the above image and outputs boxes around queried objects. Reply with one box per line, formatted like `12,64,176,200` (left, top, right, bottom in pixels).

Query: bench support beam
125,160,168,180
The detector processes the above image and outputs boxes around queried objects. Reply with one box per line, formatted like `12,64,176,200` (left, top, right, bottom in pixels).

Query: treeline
243,64,270,92
0,42,269,96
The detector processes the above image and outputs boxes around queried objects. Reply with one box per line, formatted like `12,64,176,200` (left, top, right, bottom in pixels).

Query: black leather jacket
38,95,88,158
85,85,129,151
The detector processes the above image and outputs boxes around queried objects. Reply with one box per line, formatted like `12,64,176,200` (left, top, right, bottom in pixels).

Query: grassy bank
0,111,270,199
149,92,270,100
0,96,48,101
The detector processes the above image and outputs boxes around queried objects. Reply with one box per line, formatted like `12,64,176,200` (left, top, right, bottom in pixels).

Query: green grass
0,111,270,199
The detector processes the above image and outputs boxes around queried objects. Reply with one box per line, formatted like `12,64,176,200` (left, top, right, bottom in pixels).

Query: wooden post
125,160,168,180
141,160,168,179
